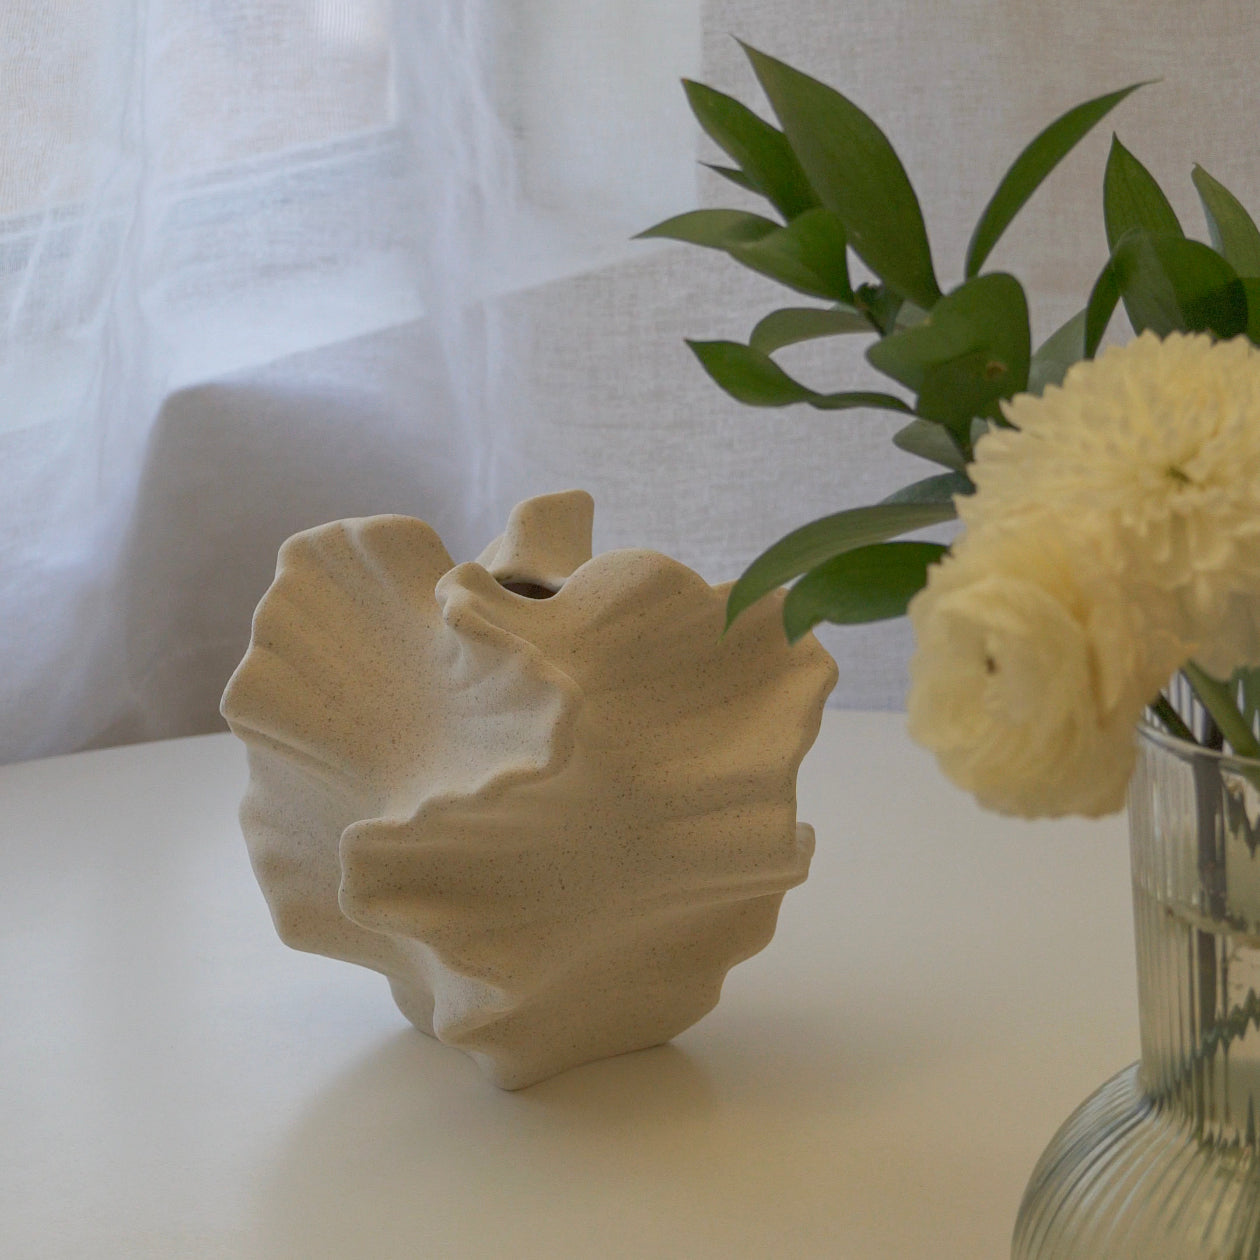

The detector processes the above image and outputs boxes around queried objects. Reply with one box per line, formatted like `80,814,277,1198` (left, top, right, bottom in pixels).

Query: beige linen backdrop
1,1,1257,762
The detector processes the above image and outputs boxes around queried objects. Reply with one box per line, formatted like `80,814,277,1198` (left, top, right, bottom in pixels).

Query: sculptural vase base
221,494,837,1091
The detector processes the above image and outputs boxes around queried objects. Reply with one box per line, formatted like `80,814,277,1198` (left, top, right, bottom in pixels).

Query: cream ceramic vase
221,491,837,1089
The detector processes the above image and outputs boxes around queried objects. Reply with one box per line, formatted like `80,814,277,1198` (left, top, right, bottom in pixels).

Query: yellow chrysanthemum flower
965,331,1260,675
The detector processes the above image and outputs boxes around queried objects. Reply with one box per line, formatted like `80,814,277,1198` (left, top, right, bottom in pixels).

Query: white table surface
0,711,1137,1260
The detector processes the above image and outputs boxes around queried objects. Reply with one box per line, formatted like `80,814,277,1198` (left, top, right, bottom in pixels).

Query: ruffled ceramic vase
221,490,836,1089
1013,720,1260,1258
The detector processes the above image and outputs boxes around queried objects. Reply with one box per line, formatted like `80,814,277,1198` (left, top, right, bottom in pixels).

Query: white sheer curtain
3,1,1257,764
0,0,701,762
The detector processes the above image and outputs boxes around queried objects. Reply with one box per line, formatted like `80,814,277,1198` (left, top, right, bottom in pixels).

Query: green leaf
749,305,872,353
1112,229,1247,338
866,272,1030,441
638,208,852,302
683,79,819,219
879,472,973,505
701,162,762,194
1084,256,1121,356
806,391,914,413
919,352,1011,442
743,44,941,310
783,542,949,641
966,82,1146,279
1184,661,1260,759
636,208,779,250
1027,308,1087,394
891,418,967,471
729,207,854,300
1192,165,1260,276
1104,134,1182,251
688,339,808,406
1236,665,1260,731
855,283,904,336
726,500,957,628
688,340,913,412
1240,278,1260,344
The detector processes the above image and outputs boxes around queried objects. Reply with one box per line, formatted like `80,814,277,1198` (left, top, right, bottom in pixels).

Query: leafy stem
1151,692,1194,743
1183,661,1260,760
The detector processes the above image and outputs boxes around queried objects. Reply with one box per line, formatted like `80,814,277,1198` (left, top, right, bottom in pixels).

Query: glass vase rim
1137,713,1260,771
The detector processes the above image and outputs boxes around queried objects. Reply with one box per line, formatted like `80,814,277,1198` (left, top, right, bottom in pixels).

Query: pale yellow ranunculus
907,526,1184,818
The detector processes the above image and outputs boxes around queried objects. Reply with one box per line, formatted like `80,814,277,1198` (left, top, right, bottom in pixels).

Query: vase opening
497,579,560,600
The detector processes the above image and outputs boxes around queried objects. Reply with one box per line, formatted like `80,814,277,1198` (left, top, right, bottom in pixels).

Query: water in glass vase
1134,886,1260,1153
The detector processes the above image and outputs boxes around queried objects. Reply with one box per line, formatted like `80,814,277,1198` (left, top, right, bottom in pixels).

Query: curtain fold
3,1,447,760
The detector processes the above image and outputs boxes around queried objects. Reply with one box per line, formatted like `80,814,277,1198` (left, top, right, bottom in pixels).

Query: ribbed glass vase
1013,721,1260,1259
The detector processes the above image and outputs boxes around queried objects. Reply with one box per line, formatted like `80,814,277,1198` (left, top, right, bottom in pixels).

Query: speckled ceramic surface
221,491,837,1089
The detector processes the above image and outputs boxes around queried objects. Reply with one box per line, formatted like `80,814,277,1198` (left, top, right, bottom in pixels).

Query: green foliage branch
639,46,1260,748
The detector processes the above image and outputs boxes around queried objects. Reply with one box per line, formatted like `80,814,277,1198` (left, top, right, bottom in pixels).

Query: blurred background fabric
1,0,1257,763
